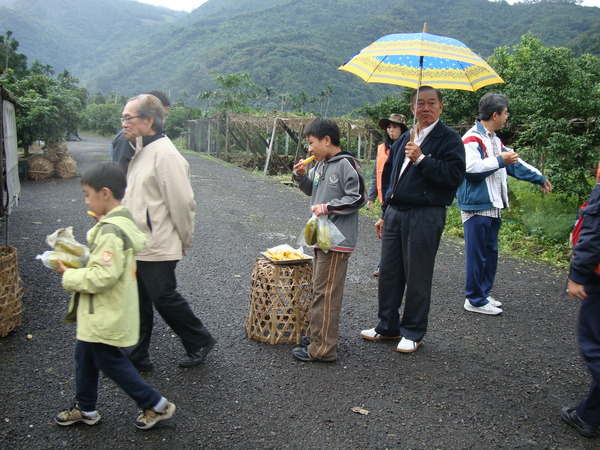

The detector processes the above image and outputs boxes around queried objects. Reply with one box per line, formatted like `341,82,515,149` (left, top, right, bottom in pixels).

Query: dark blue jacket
570,180,600,294
381,120,465,215
110,129,135,173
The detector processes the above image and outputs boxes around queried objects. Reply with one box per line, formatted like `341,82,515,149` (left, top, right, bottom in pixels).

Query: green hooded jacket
62,205,147,347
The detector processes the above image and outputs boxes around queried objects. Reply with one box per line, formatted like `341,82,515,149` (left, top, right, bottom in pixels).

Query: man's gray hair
478,93,508,122
128,94,165,132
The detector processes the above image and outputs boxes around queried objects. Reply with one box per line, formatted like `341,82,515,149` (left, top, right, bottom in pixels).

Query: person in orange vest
367,113,408,276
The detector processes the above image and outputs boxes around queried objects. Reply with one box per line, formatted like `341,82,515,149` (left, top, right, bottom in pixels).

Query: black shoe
300,336,311,347
561,407,599,438
133,359,154,373
292,346,317,362
179,339,216,367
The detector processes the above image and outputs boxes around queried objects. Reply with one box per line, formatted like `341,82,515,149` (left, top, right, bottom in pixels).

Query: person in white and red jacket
457,92,551,316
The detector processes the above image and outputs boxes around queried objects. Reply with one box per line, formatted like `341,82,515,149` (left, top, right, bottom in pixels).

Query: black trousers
577,291,600,426
375,205,446,342
127,260,213,364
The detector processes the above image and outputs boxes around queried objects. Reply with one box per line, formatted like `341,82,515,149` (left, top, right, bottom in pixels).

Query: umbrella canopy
338,32,504,92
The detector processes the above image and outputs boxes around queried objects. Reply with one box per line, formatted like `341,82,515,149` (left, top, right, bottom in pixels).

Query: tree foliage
81,103,122,136
0,31,26,76
164,105,203,138
490,35,600,201
0,33,87,151
198,73,262,113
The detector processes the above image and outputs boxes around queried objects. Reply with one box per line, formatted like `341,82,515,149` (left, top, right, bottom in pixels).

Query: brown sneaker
55,404,101,426
134,401,176,430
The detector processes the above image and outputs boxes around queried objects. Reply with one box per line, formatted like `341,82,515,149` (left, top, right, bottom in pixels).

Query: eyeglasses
121,115,140,124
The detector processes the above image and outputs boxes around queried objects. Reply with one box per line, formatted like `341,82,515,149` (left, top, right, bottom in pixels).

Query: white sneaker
486,296,502,307
464,299,502,315
396,337,422,353
360,328,400,341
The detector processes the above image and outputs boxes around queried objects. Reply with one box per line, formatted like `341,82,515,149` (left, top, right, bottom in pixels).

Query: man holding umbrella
360,85,465,353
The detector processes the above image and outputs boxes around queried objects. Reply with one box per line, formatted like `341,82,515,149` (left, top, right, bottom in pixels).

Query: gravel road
0,135,596,449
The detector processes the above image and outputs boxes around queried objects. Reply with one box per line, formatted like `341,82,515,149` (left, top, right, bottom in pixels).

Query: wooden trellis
186,113,382,175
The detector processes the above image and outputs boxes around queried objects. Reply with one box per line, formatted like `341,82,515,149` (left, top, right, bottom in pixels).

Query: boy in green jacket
54,162,175,430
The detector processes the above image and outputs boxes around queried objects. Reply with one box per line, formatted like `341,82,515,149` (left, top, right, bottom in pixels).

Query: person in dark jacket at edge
562,176,600,439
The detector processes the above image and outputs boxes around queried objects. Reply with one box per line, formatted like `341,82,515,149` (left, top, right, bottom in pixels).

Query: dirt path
0,135,595,448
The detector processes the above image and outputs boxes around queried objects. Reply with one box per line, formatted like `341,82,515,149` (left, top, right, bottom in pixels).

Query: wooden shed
0,84,19,245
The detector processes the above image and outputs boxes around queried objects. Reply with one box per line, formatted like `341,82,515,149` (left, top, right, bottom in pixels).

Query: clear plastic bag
304,214,318,245
298,214,344,252
36,251,85,270
37,226,89,270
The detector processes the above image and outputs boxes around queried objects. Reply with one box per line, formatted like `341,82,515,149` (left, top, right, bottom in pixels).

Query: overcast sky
136,0,600,12
136,0,208,11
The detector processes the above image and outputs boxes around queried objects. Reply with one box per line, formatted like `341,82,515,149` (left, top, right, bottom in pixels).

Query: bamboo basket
27,154,54,181
0,246,24,337
54,156,77,179
246,258,312,344
43,142,69,162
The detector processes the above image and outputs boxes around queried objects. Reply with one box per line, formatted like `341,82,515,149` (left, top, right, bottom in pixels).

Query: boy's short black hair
81,162,127,200
303,118,341,147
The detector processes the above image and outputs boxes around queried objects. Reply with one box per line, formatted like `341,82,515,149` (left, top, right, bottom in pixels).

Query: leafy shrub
81,103,122,136
165,105,203,139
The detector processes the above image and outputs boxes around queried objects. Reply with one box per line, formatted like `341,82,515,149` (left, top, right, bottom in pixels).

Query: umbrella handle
410,130,415,143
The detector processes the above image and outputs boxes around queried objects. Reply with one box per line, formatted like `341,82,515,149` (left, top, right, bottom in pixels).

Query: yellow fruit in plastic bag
317,220,332,252
54,237,87,257
37,251,84,269
304,216,318,245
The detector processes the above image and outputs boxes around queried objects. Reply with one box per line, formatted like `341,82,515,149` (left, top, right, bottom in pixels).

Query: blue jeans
75,340,161,411
463,215,501,306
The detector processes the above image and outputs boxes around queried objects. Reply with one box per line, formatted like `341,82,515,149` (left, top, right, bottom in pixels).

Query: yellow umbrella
338,25,504,92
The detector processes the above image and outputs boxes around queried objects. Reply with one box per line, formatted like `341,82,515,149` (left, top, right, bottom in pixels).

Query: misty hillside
0,0,598,114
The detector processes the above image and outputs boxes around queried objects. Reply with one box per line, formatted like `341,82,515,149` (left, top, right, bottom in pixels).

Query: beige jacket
124,135,195,261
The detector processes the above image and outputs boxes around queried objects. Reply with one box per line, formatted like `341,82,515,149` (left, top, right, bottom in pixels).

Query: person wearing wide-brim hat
368,113,408,276
369,114,408,207
377,113,409,135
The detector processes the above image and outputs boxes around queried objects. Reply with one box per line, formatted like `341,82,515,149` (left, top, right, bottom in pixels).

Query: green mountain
0,0,599,115
0,0,184,76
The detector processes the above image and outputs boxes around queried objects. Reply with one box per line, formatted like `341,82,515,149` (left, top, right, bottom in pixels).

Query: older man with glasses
121,93,216,372
110,90,171,173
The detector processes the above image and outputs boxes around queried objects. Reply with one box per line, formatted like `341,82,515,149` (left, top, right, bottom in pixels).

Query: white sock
81,409,99,417
152,397,167,411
